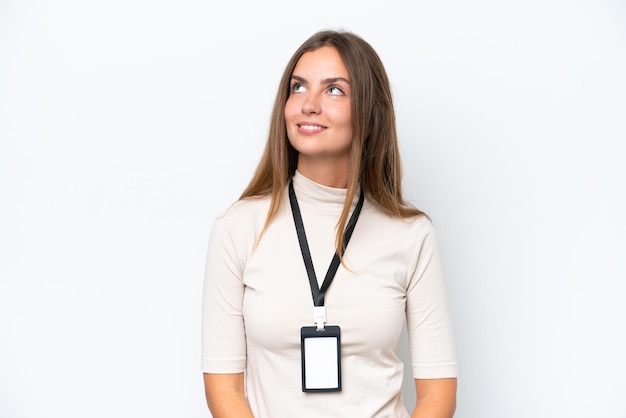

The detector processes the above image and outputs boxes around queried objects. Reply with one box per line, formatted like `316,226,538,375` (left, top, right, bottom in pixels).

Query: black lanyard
288,179,365,308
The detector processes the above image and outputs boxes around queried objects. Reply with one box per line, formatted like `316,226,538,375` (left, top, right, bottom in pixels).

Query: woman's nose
301,93,321,115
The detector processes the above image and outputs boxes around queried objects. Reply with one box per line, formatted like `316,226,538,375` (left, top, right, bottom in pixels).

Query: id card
300,325,341,392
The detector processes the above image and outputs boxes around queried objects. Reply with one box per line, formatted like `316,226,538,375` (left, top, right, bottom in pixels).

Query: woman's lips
297,123,326,134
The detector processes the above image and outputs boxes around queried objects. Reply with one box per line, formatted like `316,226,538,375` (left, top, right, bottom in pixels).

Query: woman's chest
241,213,414,353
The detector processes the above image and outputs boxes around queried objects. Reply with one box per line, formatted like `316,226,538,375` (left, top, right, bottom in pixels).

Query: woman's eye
291,83,305,93
328,86,344,95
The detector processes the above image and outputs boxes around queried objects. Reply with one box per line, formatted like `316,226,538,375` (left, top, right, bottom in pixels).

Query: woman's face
285,46,353,176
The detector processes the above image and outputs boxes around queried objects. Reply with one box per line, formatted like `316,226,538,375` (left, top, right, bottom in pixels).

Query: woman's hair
240,29,426,254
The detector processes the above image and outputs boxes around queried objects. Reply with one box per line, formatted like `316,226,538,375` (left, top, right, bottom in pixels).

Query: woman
202,29,457,418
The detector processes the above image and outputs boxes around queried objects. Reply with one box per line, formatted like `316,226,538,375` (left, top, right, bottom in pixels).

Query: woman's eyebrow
324,77,350,85
291,75,351,85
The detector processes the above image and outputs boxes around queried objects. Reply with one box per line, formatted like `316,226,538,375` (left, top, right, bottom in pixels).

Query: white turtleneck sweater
201,172,457,418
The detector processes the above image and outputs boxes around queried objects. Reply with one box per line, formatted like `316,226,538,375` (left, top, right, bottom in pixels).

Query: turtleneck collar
291,171,362,214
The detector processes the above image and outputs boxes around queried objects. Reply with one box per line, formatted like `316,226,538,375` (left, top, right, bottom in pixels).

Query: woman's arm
203,373,254,418
411,378,457,418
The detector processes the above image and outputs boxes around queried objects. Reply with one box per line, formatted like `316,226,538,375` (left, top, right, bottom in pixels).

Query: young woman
201,29,457,418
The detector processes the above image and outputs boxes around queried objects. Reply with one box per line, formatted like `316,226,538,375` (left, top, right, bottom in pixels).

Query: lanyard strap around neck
288,179,365,308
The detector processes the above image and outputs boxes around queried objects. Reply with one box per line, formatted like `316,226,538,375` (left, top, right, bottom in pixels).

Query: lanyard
288,179,365,330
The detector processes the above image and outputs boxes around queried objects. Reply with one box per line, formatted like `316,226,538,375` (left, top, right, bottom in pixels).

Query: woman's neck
296,158,350,188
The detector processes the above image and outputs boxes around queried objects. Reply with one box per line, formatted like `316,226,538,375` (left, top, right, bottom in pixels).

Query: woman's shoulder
364,200,434,229
361,202,438,245
209,195,273,239
215,195,272,224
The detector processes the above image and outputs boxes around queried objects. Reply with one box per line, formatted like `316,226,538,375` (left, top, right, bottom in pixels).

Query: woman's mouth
298,123,326,133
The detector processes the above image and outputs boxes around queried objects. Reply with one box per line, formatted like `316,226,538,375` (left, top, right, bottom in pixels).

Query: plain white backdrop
1,0,625,417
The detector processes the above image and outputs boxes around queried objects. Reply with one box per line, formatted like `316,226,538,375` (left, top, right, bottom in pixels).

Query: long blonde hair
240,30,426,254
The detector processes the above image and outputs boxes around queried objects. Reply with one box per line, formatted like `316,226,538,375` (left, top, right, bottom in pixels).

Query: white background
1,0,625,417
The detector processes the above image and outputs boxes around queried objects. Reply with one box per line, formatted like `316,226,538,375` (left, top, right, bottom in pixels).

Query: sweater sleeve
201,214,248,373
405,220,458,379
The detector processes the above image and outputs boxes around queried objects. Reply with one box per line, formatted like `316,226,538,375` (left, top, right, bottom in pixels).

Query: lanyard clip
314,306,326,331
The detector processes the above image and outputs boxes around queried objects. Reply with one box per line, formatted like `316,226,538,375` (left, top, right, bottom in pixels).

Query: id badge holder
300,325,341,392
